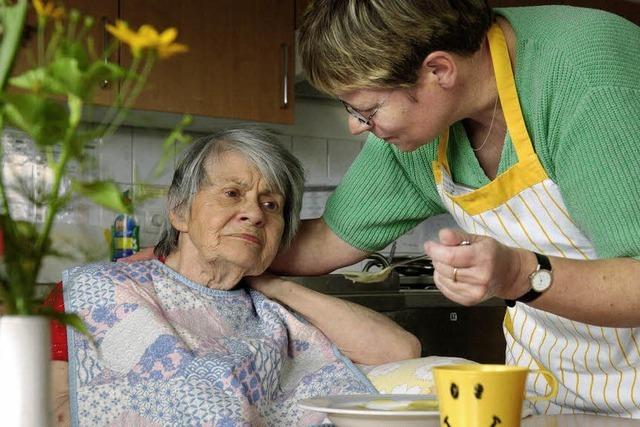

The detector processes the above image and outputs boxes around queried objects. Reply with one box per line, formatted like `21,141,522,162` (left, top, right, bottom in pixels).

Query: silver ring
453,267,458,282
460,240,471,246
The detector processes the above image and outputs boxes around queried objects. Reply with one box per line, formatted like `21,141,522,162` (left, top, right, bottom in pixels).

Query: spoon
342,255,431,284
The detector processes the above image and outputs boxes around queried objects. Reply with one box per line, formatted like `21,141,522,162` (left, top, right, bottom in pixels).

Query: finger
438,228,474,246
433,270,488,306
427,243,474,269
432,260,461,282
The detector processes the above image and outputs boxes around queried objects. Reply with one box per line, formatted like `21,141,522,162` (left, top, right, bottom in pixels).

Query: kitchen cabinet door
121,0,295,124
12,0,119,105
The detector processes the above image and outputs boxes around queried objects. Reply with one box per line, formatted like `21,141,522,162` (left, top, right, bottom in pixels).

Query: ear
421,51,458,89
169,208,189,232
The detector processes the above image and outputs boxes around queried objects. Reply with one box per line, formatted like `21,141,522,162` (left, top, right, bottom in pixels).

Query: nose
239,199,265,226
348,115,372,135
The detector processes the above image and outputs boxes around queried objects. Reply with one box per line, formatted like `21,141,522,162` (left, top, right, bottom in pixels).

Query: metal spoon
341,255,431,284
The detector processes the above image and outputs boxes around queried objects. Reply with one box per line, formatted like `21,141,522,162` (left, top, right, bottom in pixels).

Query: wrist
505,251,554,307
509,249,537,300
268,278,294,302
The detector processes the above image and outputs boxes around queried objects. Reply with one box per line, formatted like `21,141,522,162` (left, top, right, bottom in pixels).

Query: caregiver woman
272,0,640,418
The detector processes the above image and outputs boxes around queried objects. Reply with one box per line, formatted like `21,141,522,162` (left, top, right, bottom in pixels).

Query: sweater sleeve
323,134,446,251
555,86,640,259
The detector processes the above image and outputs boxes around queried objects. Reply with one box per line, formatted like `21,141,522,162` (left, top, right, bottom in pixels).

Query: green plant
0,0,191,329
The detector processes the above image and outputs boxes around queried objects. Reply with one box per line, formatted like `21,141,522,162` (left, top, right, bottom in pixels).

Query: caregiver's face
182,150,285,276
340,68,455,152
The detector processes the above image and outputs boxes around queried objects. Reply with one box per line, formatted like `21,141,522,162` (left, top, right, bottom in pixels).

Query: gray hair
154,127,305,258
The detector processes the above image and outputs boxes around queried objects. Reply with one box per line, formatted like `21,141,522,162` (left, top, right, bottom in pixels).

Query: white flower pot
0,315,52,427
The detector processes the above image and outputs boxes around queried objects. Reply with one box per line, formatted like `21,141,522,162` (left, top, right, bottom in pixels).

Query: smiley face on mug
441,381,502,427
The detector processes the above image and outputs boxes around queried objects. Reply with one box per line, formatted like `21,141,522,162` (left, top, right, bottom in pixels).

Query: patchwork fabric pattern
64,260,375,426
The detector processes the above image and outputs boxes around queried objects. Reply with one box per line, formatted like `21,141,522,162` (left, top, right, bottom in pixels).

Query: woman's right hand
247,273,290,302
118,246,155,263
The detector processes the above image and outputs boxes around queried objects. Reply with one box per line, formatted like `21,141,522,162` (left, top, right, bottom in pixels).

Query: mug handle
525,369,558,402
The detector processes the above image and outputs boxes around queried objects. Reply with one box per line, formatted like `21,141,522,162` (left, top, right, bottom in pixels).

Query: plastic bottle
110,213,139,261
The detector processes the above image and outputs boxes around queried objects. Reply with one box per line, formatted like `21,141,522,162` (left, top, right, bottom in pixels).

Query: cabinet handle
281,43,289,108
100,16,111,90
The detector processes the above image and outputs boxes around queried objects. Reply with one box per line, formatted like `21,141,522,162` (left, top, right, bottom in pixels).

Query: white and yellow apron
432,24,640,417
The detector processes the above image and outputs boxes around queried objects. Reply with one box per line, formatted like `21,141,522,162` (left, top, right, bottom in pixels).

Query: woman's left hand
423,228,533,306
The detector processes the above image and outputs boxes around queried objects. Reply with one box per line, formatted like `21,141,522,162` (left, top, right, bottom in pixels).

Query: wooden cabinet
120,0,295,124
12,0,118,105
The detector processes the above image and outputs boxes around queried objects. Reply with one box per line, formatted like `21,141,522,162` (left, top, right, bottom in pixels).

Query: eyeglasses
341,93,391,126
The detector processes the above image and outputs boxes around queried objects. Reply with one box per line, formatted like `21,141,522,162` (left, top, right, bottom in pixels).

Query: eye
261,200,280,212
224,189,240,198
450,383,459,399
474,383,484,399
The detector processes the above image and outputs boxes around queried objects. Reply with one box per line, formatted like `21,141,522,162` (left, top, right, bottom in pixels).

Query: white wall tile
132,128,176,186
292,136,327,185
133,186,169,248
327,139,362,185
99,127,133,184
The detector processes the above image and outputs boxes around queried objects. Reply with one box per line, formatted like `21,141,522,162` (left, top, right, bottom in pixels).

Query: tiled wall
5,97,456,281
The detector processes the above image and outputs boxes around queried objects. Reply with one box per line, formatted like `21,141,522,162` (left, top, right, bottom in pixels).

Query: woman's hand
118,246,155,263
247,273,289,302
424,228,534,306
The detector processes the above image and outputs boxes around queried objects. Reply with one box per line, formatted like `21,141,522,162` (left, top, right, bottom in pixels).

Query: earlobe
169,209,189,232
422,51,457,89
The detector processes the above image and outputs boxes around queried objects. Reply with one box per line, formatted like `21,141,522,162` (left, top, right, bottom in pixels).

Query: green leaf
47,56,85,97
2,93,69,146
38,307,93,342
0,0,28,90
68,94,82,127
56,39,90,71
86,61,126,86
153,115,193,177
9,67,66,93
72,180,133,214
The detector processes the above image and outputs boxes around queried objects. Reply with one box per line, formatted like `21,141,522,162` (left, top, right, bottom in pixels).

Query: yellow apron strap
487,24,536,161
436,129,450,175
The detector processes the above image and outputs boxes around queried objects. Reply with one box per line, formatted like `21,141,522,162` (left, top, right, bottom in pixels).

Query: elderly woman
47,127,420,426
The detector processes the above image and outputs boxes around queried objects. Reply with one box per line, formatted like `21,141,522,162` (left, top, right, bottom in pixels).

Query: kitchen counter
523,414,640,426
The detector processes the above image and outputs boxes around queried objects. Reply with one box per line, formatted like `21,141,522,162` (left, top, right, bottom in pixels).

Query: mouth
443,415,502,427
228,233,262,245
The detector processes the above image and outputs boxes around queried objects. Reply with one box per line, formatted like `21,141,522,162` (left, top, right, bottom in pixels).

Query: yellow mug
433,364,557,427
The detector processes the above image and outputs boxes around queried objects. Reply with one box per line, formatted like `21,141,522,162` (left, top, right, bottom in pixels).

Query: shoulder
500,6,640,87
63,260,160,291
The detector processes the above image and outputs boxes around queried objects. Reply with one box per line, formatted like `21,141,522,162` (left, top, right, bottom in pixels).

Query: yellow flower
32,0,65,20
151,27,189,59
105,20,188,59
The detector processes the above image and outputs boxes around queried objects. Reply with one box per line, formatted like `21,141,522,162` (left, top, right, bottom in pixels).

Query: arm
425,228,640,327
51,361,70,427
248,274,421,365
270,218,368,275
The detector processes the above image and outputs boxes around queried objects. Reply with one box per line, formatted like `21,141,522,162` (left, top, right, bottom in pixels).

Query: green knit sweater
324,5,640,259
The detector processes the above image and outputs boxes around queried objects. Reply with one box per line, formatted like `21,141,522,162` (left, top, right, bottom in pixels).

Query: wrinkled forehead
203,149,282,196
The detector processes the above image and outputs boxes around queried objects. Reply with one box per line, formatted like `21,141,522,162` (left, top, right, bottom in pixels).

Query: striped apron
432,24,640,417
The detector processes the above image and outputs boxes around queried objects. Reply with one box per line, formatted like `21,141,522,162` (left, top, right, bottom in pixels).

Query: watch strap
505,253,552,307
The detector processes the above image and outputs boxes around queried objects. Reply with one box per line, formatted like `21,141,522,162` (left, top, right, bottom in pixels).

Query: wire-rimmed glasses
341,93,391,126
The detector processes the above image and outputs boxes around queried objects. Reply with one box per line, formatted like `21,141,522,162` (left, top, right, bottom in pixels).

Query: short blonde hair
298,0,494,95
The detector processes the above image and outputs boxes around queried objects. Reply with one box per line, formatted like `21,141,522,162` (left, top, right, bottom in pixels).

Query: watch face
531,270,552,292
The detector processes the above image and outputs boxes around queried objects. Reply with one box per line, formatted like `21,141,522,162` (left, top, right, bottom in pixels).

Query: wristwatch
505,252,553,307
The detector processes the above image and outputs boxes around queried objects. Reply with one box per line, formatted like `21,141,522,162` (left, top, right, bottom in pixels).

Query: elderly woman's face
175,151,285,276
